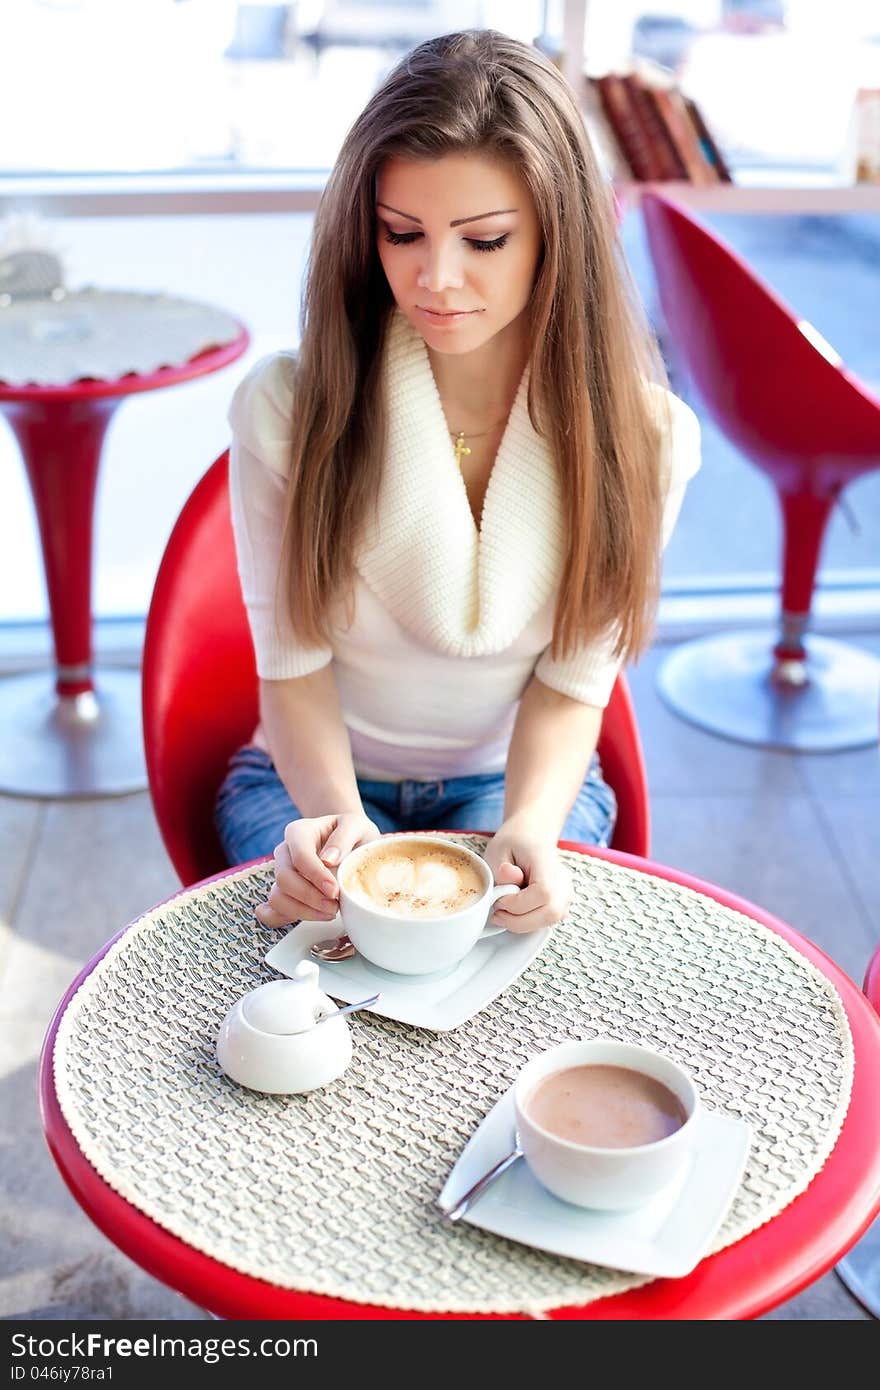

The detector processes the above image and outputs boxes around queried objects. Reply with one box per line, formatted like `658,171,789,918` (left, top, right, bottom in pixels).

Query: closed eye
382,229,510,253
382,229,420,246
467,235,509,253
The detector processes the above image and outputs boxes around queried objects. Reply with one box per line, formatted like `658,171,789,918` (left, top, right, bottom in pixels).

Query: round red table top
0,322,250,404
39,844,880,1321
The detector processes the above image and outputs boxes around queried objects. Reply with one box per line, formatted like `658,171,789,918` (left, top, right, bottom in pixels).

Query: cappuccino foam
343,840,484,918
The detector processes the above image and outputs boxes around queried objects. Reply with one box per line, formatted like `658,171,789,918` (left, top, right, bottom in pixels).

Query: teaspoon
310,932,356,961
316,991,380,1024
442,1138,525,1222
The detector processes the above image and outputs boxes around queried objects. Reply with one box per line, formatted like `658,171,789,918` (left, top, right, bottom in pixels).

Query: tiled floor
0,632,877,1320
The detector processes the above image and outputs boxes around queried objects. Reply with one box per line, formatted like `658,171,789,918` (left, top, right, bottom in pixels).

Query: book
580,73,632,182
848,88,880,184
682,96,733,182
586,67,732,186
592,73,658,181
587,66,733,186
650,84,718,184
623,73,689,180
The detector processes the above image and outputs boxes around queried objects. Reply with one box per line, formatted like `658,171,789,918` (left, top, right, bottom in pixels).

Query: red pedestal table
40,845,880,1321
0,298,249,797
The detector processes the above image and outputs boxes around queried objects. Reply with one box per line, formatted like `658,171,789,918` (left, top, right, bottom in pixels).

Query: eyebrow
376,201,518,227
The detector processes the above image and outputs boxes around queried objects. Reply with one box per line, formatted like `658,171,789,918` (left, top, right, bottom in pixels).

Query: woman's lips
417,306,480,323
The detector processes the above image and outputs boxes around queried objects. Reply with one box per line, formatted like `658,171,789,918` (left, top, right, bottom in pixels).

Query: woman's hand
482,815,572,934
255,812,381,928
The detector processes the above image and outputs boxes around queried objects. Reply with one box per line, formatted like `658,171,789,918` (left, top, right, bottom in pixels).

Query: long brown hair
281,29,667,661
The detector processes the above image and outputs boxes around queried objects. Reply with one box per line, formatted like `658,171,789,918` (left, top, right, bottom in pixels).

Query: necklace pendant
452,431,472,467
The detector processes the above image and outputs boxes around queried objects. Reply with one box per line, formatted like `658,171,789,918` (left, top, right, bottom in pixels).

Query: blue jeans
214,746,617,866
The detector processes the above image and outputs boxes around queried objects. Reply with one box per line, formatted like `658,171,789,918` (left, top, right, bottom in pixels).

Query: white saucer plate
438,1087,751,1278
265,916,550,1031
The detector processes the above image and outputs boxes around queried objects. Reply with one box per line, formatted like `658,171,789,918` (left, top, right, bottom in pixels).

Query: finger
282,836,341,903
320,817,381,867
494,860,525,886
492,903,564,933
255,900,297,929
255,888,337,929
317,832,353,872
491,882,546,916
271,845,337,916
491,881,569,928
265,882,336,927
283,872,339,915
270,875,337,923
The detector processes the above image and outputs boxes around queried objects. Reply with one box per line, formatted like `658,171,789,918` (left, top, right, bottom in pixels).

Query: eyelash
382,230,509,253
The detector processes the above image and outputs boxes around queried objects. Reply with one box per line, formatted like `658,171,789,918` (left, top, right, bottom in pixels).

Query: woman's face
375,152,542,356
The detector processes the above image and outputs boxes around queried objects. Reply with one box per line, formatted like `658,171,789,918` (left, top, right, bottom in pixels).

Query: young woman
215,29,700,936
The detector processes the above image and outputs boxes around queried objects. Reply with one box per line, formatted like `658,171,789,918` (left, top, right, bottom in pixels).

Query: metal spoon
442,1138,524,1222
316,992,380,1024
310,932,356,962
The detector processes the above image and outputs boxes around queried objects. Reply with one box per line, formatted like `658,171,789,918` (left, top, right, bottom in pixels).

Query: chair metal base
836,1216,880,1318
657,631,880,752
0,667,147,798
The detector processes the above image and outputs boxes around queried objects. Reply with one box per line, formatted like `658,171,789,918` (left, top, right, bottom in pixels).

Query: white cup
336,834,519,976
513,1038,700,1211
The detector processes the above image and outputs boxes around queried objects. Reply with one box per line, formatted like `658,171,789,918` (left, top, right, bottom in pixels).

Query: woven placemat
0,289,242,386
54,838,853,1316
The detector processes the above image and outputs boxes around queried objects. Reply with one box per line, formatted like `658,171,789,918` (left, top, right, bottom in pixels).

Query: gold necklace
449,417,507,467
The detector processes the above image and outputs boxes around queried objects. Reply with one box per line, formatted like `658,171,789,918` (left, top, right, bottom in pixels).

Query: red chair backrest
642,193,880,493
592,665,649,861
143,453,258,887
865,943,880,1015
143,452,650,886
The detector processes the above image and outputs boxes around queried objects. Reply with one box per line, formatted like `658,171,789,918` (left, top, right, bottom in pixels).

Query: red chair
143,452,651,887
835,940,880,1318
642,192,880,751
865,945,880,1014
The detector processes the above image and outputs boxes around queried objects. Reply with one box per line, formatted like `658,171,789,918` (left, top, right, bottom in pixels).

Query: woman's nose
416,243,464,293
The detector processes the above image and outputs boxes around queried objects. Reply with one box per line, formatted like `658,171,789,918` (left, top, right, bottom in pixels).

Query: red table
39,844,880,1321
0,323,249,798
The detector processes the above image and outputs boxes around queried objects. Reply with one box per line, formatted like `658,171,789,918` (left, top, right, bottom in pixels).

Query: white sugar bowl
217,960,352,1094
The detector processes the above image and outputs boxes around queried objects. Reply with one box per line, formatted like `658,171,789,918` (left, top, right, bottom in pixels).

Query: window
1,0,544,176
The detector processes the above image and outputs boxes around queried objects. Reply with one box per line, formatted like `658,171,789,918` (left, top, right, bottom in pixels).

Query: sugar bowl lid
241,961,325,1035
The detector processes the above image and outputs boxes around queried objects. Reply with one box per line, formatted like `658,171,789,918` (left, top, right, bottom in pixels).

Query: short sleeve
534,625,624,709
534,384,701,708
227,353,333,680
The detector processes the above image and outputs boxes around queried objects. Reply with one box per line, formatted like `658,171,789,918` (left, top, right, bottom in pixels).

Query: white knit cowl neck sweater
228,309,701,781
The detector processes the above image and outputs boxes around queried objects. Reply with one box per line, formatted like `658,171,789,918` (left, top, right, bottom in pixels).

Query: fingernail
321,847,340,864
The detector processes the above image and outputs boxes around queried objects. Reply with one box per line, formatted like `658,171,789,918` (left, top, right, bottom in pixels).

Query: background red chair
143,452,651,888
835,939,880,1317
642,192,880,751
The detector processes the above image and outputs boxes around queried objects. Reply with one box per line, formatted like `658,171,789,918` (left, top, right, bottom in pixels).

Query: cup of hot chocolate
336,834,520,975
513,1038,700,1210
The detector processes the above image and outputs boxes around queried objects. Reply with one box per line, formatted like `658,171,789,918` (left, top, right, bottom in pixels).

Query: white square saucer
437,1087,751,1278
265,915,550,1031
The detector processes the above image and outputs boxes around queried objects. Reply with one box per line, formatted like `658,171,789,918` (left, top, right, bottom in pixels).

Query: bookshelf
580,60,880,216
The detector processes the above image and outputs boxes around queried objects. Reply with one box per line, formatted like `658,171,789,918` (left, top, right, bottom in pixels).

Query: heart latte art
343,841,485,918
